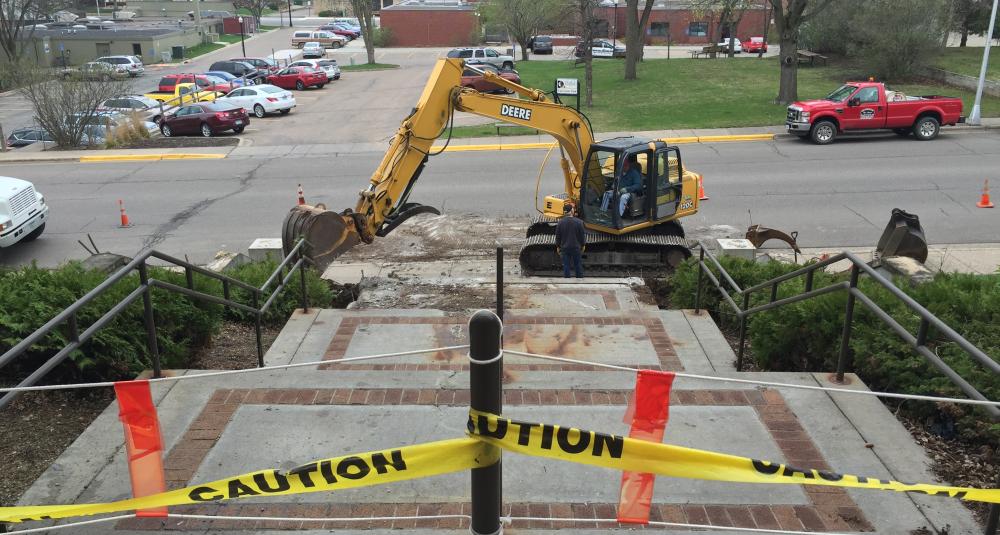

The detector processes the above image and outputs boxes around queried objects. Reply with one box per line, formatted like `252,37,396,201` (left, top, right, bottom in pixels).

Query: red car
266,66,328,90
461,64,520,93
744,36,768,53
159,102,249,138
786,81,964,144
317,24,357,39
158,74,236,94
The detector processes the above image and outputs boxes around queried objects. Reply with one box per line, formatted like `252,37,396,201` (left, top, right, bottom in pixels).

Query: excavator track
519,216,692,276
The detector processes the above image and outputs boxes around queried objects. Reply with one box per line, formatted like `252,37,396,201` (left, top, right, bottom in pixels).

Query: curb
80,153,228,162
435,133,777,152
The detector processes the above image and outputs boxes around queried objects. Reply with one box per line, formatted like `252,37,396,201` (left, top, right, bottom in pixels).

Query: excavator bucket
875,208,928,264
282,205,361,272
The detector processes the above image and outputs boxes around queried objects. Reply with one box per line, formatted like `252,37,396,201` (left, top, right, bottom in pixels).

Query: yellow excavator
282,58,703,274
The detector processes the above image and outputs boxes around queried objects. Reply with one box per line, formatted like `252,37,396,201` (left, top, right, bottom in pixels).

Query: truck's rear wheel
913,116,939,141
810,120,837,145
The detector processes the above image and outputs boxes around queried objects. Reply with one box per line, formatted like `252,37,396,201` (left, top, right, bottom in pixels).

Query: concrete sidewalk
14,277,980,533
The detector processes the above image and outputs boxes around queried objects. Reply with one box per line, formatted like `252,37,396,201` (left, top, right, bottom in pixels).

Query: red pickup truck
786,82,964,144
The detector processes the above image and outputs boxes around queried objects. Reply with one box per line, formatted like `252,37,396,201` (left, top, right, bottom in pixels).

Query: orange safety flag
114,380,168,517
617,370,675,524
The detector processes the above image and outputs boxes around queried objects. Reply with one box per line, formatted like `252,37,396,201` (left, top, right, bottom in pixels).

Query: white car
217,84,295,118
301,41,325,58
96,55,144,76
717,37,743,53
0,176,48,248
98,95,164,123
289,59,340,80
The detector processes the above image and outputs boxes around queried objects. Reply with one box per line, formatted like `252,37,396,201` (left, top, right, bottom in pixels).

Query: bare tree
349,0,376,64
18,64,134,148
571,0,599,105
232,0,269,25
769,0,834,104
623,0,655,80
479,0,561,61
690,0,759,58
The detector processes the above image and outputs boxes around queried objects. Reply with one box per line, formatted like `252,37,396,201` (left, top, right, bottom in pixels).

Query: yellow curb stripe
79,154,227,163
433,134,775,153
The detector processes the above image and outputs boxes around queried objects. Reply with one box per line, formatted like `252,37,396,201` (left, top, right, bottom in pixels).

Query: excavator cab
578,138,688,233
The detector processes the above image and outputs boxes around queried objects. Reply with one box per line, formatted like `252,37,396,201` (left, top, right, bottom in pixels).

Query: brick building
596,1,769,45
380,0,479,47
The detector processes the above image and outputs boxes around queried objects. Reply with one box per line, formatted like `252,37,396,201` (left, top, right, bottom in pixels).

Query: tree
951,0,994,46
623,0,654,80
851,0,950,79
691,0,759,58
18,64,134,148
479,0,561,61
1,0,53,61
571,0,599,105
232,0,269,25
349,0,376,64
769,0,835,104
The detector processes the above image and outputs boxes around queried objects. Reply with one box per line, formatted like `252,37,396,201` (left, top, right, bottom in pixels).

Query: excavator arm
283,58,597,270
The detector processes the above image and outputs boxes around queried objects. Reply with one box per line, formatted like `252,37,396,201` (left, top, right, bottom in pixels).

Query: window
856,87,879,104
474,50,485,57
132,44,142,56
686,22,708,37
650,22,669,37
580,150,617,227
458,49,473,58
486,49,499,57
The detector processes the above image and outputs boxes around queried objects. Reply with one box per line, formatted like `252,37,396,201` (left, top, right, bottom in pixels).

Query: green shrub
317,9,337,17
224,259,334,326
372,27,394,47
668,257,1000,445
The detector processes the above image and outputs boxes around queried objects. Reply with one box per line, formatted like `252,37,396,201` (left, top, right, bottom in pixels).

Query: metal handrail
0,240,310,411
691,242,1000,419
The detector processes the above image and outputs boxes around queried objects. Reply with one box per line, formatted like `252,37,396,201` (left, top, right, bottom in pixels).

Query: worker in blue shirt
620,154,643,194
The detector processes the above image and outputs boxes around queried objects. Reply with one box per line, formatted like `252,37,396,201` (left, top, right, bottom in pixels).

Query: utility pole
969,0,998,125
238,16,246,56
288,0,294,27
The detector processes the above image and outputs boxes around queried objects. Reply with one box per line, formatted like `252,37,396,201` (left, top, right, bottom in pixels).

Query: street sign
555,78,578,96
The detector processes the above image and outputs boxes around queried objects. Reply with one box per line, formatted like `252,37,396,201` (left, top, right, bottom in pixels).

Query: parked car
96,55,144,77
461,64,520,93
98,95,164,123
217,84,295,117
61,61,128,80
317,24,358,39
266,66,328,90
160,103,249,137
289,59,341,80
145,83,222,104
0,176,47,248
302,41,326,58
529,35,553,54
205,71,246,87
291,30,347,48
744,36,767,53
208,60,267,84
786,81,965,144
717,37,743,53
446,47,515,70
158,74,236,93
230,57,279,74
574,39,625,58
5,127,55,148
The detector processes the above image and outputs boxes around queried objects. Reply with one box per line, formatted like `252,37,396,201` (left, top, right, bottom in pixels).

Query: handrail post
986,499,999,535
695,247,705,314
298,258,309,313
137,262,161,379
67,313,79,344
805,270,814,293
184,265,194,290
836,265,860,383
253,291,264,368
737,293,750,371
469,310,503,535
496,245,504,322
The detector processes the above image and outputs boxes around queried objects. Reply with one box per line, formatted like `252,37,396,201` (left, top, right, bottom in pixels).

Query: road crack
843,205,877,228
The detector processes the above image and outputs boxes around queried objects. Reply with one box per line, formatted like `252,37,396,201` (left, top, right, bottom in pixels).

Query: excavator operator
619,154,643,195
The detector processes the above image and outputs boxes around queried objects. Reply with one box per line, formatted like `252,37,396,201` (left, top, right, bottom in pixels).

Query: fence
691,241,1000,534
0,239,310,411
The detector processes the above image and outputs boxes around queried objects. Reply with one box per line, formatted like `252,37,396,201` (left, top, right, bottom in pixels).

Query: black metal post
298,260,309,313
805,269,814,293
253,291,264,367
137,263,161,378
769,282,778,303
287,0,293,26
987,503,1000,535
694,247,705,314
836,265,860,383
496,246,504,322
67,312,79,344
239,17,246,56
185,266,194,290
737,293,749,371
469,310,503,535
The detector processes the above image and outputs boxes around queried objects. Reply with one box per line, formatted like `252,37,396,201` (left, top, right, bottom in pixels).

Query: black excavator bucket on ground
875,208,928,264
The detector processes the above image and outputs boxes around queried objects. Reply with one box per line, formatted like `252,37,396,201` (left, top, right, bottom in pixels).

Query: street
1,130,997,267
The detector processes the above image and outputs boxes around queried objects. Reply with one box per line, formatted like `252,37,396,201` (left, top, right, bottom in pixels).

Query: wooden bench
691,45,723,59
797,50,828,66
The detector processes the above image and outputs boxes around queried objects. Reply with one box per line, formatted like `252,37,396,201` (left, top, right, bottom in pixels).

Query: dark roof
591,136,647,151
382,0,475,10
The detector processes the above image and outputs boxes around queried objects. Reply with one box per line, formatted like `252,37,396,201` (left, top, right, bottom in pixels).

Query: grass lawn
339,62,400,71
934,47,999,80
183,42,225,59
235,7,275,16
258,25,279,31
216,34,244,44
448,58,1000,135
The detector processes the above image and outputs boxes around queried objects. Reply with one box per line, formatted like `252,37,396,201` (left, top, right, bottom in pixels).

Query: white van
0,177,47,247
291,30,347,48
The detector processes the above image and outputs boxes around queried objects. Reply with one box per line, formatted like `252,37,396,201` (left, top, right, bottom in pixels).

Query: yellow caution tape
0,438,497,523
466,410,1000,504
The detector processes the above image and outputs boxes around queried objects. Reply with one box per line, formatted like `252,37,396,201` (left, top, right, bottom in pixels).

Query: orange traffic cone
698,175,709,201
977,179,994,208
118,199,132,227
297,184,305,205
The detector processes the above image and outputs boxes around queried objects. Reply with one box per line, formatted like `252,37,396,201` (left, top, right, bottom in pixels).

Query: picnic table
690,44,723,59
797,50,828,66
